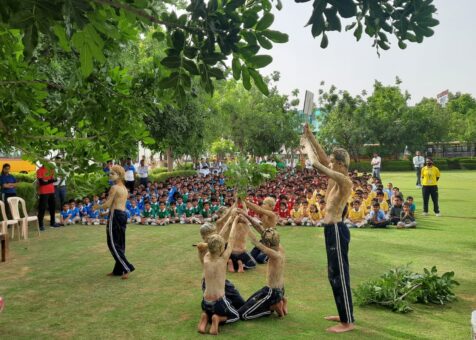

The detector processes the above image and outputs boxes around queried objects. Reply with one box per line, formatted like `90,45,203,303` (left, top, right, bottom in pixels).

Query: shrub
149,167,168,175
175,162,194,170
15,182,37,212
11,172,36,183
68,173,109,200
460,162,476,170
149,170,197,183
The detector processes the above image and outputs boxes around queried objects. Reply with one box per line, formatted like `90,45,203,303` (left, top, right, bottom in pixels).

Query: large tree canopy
0,0,440,170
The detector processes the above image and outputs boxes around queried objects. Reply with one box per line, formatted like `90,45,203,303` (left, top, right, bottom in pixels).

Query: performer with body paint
301,125,355,333
95,165,135,280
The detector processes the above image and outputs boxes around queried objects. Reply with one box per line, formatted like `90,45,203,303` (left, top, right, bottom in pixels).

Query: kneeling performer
238,225,287,320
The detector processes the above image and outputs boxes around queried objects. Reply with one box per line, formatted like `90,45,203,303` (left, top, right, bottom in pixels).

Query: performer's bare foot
283,297,288,315
209,314,227,335
270,300,285,317
197,312,208,334
324,315,341,322
227,259,235,273
237,260,245,273
107,272,115,276
326,323,355,333
121,272,129,280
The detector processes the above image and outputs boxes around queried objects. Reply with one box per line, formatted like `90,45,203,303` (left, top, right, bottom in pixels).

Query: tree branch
90,0,202,33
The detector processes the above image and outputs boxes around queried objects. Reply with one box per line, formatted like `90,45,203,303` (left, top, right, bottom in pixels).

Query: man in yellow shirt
421,158,440,216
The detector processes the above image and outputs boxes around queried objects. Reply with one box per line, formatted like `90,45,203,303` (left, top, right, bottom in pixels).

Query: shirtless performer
301,125,354,333
198,216,241,335
245,198,278,264
238,224,287,320
197,221,245,311
95,165,135,280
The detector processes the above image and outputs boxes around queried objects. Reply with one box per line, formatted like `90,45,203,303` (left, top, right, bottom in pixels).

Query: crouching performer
197,220,245,312
95,165,135,279
301,124,354,333
238,225,287,320
198,215,241,335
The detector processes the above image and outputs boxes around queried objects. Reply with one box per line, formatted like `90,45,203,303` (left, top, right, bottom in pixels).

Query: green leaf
242,67,251,90
276,0,283,10
262,30,288,43
398,40,407,49
161,55,182,68
354,22,363,40
184,46,198,59
53,25,71,52
257,34,273,49
256,13,274,31
242,10,259,29
158,72,179,89
232,57,241,80
182,59,200,75
209,67,225,80
171,30,185,51
226,0,246,11
320,33,328,48
325,7,341,31
143,136,155,145
22,24,38,60
248,68,269,96
247,55,272,68
152,31,165,42
335,0,357,18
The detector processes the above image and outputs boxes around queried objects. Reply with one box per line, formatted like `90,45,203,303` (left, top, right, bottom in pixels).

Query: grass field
0,171,475,339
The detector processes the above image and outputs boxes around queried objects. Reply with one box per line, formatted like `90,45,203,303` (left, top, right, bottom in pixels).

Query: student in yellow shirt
316,199,326,227
305,190,317,206
309,203,321,226
300,201,311,226
421,158,441,216
291,203,303,226
345,200,367,228
376,191,389,213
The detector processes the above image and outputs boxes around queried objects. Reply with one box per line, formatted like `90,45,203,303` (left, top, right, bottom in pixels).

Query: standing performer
95,165,135,279
301,125,354,333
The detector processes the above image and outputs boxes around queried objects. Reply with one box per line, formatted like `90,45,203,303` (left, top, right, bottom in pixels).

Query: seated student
175,196,186,221
376,190,389,213
308,203,321,226
128,200,141,224
367,202,389,228
406,196,416,213
168,201,180,224
210,198,221,221
345,199,367,228
388,196,404,225
392,187,404,201
141,201,156,225
277,201,291,226
384,182,393,205
155,201,169,226
181,201,195,224
68,201,81,224
77,201,88,225
59,203,72,226
87,205,100,225
201,202,213,222
191,198,204,224
300,201,311,226
362,190,372,212
397,202,417,229
290,202,303,226
316,199,327,227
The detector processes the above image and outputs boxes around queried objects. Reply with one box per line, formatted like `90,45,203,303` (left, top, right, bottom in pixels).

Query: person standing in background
137,159,149,187
37,163,60,230
370,153,382,180
123,158,136,193
53,156,67,209
421,158,441,217
412,151,425,188
0,164,17,218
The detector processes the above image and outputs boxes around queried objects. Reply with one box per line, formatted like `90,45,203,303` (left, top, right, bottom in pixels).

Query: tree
446,93,476,144
210,138,236,161
317,90,368,161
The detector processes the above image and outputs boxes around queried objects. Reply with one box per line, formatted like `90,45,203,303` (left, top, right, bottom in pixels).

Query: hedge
350,158,476,172
15,182,37,213
11,172,36,183
149,170,197,183
149,167,168,175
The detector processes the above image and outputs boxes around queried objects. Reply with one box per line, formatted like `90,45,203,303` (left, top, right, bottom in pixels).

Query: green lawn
0,171,475,339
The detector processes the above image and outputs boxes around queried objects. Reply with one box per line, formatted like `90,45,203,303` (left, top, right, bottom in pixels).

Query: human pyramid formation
196,198,285,335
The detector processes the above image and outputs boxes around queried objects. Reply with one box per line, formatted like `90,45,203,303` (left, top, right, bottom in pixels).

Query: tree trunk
166,147,173,172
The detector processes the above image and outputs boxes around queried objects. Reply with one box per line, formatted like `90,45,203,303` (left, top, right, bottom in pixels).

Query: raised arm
236,209,265,234
218,213,235,241
246,200,278,222
197,242,208,264
247,225,280,259
302,124,330,166
223,216,240,259
216,202,236,232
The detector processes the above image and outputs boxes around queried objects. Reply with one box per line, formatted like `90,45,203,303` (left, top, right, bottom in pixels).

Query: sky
262,0,476,105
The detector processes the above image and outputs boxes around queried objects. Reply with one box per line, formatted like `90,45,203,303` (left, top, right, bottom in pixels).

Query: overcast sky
262,0,476,105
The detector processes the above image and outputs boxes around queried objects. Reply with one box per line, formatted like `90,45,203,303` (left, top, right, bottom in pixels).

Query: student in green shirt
191,198,203,224
141,202,156,225
201,201,213,222
181,201,195,224
168,201,180,224
156,202,170,226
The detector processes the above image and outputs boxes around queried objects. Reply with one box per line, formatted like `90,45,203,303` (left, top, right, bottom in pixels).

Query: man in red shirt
37,164,60,230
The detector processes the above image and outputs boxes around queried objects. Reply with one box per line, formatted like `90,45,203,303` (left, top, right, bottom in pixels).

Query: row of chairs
0,197,40,240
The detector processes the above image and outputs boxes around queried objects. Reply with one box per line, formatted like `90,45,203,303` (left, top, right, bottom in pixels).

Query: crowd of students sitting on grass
57,169,417,229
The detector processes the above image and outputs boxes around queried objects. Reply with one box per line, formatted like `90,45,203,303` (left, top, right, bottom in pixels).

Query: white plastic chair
0,200,21,240
8,197,40,240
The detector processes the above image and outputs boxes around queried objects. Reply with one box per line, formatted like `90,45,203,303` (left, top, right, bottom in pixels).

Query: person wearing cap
421,158,440,216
